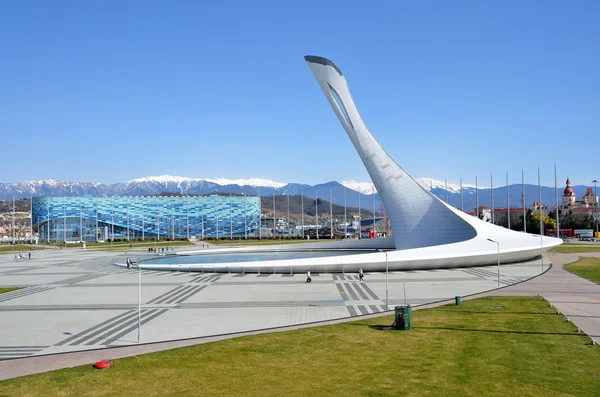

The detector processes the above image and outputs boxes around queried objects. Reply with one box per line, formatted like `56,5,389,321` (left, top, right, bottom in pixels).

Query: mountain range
0,175,596,213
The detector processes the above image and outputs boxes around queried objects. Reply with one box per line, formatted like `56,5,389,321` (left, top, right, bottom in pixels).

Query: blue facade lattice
32,195,261,242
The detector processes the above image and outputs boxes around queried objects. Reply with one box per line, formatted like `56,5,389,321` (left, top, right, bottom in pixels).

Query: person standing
359,268,364,282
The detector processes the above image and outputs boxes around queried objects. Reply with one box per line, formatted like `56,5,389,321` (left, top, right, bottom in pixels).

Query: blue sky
1,1,598,187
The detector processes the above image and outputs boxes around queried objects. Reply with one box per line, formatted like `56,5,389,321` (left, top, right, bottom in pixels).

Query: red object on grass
93,360,113,369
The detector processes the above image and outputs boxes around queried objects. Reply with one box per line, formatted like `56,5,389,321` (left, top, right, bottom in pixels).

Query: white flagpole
344,188,347,238
445,178,448,203
371,185,375,236
555,164,559,238
12,196,15,250
476,176,479,219
330,188,333,238
357,188,360,238
301,190,304,238
491,175,495,224
315,190,319,240
460,177,463,211
141,197,145,241
522,169,526,233
506,172,510,230
186,196,189,240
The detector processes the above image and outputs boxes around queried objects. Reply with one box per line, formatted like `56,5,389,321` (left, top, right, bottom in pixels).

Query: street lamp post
538,167,543,270
487,238,500,287
137,263,141,343
377,249,389,308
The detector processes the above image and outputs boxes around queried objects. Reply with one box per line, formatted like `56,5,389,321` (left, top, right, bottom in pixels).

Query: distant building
560,178,598,214
32,195,260,241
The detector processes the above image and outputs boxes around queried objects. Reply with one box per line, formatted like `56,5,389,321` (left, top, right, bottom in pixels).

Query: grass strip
0,296,598,396
0,245,41,253
553,245,600,254
0,287,21,295
564,257,600,283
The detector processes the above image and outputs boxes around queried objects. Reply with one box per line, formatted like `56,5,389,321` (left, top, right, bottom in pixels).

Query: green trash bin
394,305,413,330
455,296,461,306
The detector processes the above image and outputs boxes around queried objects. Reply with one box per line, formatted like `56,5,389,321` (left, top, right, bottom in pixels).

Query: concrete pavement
0,249,597,380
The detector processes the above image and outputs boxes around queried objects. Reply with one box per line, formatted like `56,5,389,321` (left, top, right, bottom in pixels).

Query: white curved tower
305,55,562,260
135,56,562,274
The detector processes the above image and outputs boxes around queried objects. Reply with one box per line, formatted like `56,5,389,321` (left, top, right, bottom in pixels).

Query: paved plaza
0,248,547,363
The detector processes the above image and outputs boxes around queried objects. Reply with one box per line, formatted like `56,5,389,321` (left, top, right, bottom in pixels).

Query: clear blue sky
1,1,598,187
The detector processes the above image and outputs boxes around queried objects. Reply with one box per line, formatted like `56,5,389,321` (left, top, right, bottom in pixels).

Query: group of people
14,252,31,260
147,247,175,254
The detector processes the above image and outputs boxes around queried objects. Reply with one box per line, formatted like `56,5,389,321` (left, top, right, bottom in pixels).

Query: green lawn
0,288,21,294
564,257,600,283
0,244,40,253
553,245,600,254
0,296,598,396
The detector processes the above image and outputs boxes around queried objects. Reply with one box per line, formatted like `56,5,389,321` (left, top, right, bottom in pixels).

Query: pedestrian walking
28,252,31,260
359,268,364,282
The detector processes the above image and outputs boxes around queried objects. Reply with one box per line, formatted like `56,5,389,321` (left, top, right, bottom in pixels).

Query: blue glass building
32,195,261,241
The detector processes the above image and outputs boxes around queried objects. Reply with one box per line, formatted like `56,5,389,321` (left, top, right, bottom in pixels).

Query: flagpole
186,196,189,240
330,188,333,239
491,175,495,224
506,172,510,230
357,188,361,239
344,187,347,238
371,185,375,236
445,178,448,203
460,177,463,211
555,164,559,238
30,196,33,244
301,190,304,239
476,176,479,219
522,169,526,233
12,196,15,251
315,190,319,240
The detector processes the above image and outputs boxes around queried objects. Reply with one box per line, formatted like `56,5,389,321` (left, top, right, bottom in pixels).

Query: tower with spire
562,178,576,207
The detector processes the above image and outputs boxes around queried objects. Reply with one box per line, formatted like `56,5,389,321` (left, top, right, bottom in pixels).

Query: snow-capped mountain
416,178,477,193
128,175,287,189
340,181,376,194
0,179,106,199
0,175,594,212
